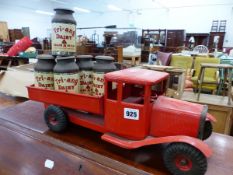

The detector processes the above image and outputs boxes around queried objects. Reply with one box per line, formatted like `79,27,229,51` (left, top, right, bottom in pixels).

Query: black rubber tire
44,105,68,132
202,121,212,140
163,143,207,175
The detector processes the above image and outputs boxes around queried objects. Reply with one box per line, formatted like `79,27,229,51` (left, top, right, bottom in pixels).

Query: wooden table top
201,63,233,68
181,91,233,108
0,100,233,175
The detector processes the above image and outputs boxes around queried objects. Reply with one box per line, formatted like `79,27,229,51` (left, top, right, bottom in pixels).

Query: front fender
162,136,212,158
102,133,212,157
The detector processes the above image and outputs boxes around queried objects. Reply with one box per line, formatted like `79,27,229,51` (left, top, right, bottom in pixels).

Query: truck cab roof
105,68,169,85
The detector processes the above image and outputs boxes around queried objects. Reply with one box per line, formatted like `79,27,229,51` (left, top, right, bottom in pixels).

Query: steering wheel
150,93,158,102
139,92,158,102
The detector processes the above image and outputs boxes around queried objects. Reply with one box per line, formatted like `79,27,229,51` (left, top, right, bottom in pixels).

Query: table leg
177,72,185,97
132,57,136,66
138,57,141,65
197,67,205,101
223,68,227,96
227,68,232,105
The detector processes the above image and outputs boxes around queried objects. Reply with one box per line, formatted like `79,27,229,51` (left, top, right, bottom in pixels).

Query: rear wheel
163,143,207,175
202,121,212,140
44,105,68,132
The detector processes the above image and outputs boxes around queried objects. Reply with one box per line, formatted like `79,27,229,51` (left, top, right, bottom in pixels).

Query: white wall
0,0,53,39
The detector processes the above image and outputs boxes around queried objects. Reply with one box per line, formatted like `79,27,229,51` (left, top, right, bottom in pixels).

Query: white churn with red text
92,56,117,96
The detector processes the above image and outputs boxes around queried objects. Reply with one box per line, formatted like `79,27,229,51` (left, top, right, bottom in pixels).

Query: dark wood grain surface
0,96,232,175
0,92,26,110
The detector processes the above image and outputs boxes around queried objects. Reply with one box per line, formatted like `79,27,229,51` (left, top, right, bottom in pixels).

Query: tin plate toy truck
27,68,216,175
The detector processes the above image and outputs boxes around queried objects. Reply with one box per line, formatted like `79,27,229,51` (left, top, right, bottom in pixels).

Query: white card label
124,108,139,120
44,159,54,169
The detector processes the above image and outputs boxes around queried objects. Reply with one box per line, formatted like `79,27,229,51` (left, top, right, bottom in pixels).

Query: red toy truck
27,68,216,175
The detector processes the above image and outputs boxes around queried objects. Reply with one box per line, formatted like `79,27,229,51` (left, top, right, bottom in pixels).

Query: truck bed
27,85,104,115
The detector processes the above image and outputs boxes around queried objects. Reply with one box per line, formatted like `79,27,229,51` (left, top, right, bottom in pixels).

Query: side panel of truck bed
27,85,104,115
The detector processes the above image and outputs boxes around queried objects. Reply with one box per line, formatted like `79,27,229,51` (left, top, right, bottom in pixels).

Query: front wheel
44,105,68,132
163,143,207,175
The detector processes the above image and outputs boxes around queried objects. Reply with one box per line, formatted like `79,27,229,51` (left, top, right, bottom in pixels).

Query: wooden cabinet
208,32,225,51
166,30,185,48
141,29,166,62
0,21,9,42
185,33,209,48
182,91,233,135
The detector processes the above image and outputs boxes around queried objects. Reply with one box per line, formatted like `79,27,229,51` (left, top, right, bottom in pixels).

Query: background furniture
122,45,141,65
185,33,209,47
193,45,209,54
217,58,233,95
208,32,225,51
8,29,24,42
170,55,193,71
210,20,219,32
182,91,233,135
197,63,233,105
0,21,9,42
219,20,227,32
170,55,194,91
166,30,185,52
142,64,186,99
141,29,166,62
229,49,233,57
191,57,220,91
156,51,172,66
0,55,29,70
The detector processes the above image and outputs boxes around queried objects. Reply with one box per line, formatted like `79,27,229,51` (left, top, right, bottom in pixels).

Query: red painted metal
105,69,169,85
150,96,204,138
27,85,104,115
207,113,217,122
48,114,58,126
67,109,106,133
104,80,153,140
175,155,193,171
101,133,212,157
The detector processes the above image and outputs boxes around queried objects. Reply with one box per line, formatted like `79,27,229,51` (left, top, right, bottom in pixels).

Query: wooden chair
156,51,172,66
170,55,193,73
217,58,233,95
193,45,209,54
191,57,220,92
170,55,194,92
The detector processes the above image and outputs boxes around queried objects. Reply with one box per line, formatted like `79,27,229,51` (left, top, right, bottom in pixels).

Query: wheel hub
49,115,58,126
175,155,193,171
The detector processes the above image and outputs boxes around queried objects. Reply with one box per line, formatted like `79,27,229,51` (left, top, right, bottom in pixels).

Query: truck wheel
163,143,207,175
202,121,212,140
44,105,68,132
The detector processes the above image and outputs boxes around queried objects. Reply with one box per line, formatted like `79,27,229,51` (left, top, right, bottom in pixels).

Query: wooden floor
0,93,233,175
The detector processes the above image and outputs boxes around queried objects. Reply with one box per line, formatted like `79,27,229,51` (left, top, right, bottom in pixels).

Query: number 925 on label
124,108,139,120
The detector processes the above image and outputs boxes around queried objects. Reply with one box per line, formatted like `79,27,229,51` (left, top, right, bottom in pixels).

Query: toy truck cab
104,68,215,141
104,68,169,140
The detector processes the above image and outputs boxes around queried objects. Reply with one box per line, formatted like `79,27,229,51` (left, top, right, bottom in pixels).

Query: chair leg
217,79,223,95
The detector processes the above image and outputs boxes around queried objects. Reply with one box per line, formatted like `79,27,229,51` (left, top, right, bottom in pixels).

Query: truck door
105,81,148,140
